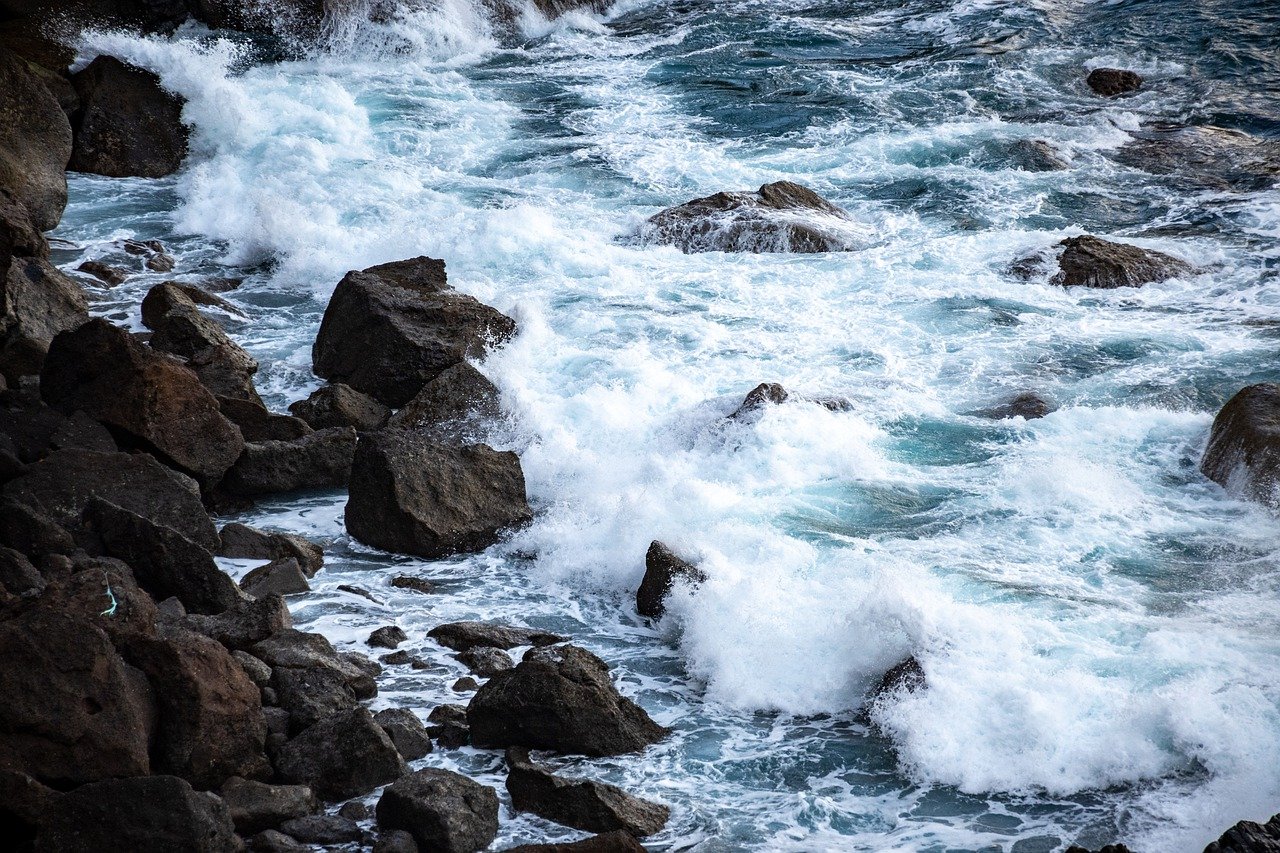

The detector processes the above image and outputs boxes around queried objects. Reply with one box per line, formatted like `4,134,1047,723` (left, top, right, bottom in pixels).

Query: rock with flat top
240,558,310,598
1086,67,1142,97
220,777,320,835
375,768,498,853
219,427,356,496
428,621,565,652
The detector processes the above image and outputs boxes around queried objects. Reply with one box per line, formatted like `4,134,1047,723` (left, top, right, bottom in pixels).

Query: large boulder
312,257,517,408
1203,813,1280,852
345,431,530,558
240,557,309,598
34,775,238,853
428,621,565,652
40,320,245,482
467,644,670,757
641,180,855,254
385,361,502,439
636,540,705,618
274,707,407,800
505,746,669,836
0,256,87,384
374,707,433,760
219,777,320,835
250,628,375,730
0,389,113,464
142,282,261,403
375,768,499,853
219,426,356,497
0,45,71,234
1201,384,1280,506
68,55,187,178
288,382,388,431
217,522,324,576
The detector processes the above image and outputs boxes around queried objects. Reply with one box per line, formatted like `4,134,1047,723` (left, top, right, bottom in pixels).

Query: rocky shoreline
1,2,1280,852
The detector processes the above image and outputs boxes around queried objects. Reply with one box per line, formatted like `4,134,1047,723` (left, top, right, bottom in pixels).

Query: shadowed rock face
635,541,704,619
501,832,647,853
1201,384,1280,507
0,44,71,233
68,55,188,178
0,256,87,384
275,707,406,800
375,768,499,853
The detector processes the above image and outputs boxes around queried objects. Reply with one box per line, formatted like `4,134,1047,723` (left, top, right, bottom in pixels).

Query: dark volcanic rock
1008,138,1070,172
0,495,74,555
375,768,499,853
142,282,261,403
373,830,419,853
1051,235,1192,289
869,656,926,704
456,645,514,677
181,594,292,651
220,396,312,442
729,382,788,420
40,320,244,482
386,361,502,439
346,431,530,557
1114,124,1280,193
1086,67,1142,97
636,540,705,619
369,624,408,648
642,180,854,254
312,257,517,408
240,557,310,598
69,55,188,178
375,707,434,760
503,832,647,853
0,257,88,384
0,392,114,464
220,777,320,835
505,746,669,836
218,522,324,576
1202,384,1280,506
248,829,310,853
275,707,407,800
426,704,470,748
78,259,128,285
0,544,42,596
220,426,356,496
279,814,363,844
467,644,670,756
289,382,389,431
0,44,71,234
392,575,435,594
428,621,565,652
35,775,237,853
975,392,1056,421
1203,813,1280,852
253,628,375,730
0,768,56,850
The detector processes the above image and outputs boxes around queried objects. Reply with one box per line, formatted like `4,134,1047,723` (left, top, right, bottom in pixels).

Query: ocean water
51,0,1280,850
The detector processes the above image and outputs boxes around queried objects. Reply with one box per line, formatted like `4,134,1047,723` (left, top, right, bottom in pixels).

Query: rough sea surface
53,0,1280,849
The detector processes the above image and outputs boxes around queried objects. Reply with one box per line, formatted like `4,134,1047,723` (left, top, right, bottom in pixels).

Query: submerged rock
636,540,705,619
375,768,499,853
1114,124,1280,192
428,621,565,652
0,256,88,385
869,656,926,704
68,55,188,178
729,382,788,421
505,746,669,836
1086,67,1142,97
289,382,389,431
641,180,856,254
974,392,1056,421
1201,384,1280,506
1007,138,1070,172
456,645,514,677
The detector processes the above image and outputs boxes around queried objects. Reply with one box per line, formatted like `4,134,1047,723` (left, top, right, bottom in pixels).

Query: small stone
146,252,176,272
455,646,514,677
452,677,479,692
391,576,435,594
338,800,370,821
369,625,409,649
729,382,788,420
77,260,128,285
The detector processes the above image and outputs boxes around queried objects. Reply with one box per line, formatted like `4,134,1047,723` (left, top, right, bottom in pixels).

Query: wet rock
426,704,470,748
642,180,854,254
148,251,176,272
0,769,56,850
312,256,517,408
1065,845,1136,853
279,813,363,844
338,582,381,603
468,644,670,756
40,320,245,482
1115,124,1280,193
128,625,270,788
729,382,788,420
375,708,434,760
505,746,669,836
182,594,292,652
370,624,408,648
374,830,420,853
1201,383,1280,506
252,628,376,730
386,362,502,439
428,621,566,652
392,575,435,594
346,431,530,557
1203,813,1280,852
143,282,261,403
213,399,313,445
375,768,499,853
0,393,114,465
382,650,429,667
289,382,389,431
456,645,514,677
1086,67,1142,97
48,554,158,646
249,829,309,853
275,707,407,800
218,522,324,576
240,558,310,598
0,256,88,385
636,540,705,619
338,800,370,821
502,832,646,853
34,775,237,853
68,55,188,178
78,259,128,285
1007,138,1070,172
0,44,71,234
869,656,926,704
342,649,382,680
453,676,479,692
221,777,320,835
88,497,242,614
974,392,1056,421
219,426,357,497
1015,235,1193,289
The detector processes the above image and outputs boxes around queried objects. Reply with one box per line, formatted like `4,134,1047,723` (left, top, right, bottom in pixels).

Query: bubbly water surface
53,0,1280,849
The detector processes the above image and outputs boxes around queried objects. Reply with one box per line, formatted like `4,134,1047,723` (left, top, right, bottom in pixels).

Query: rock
1114,125,1280,193
1051,235,1192,289
375,708,434,760
240,558,310,598
369,625,408,648
1086,67,1142,97
1202,384,1280,506
279,814,363,844
869,656,926,704
0,609,154,786
428,621,566,652
142,282,262,403
78,259,128,285
346,431,530,557
338,800,370,821
251,629,376,730
502,832,647,853
0,544,42,596
382,650,428,667
729,382,788,420
0,392,114,465
68,55,188,178
219,426,356,496
312,257,517,407
341,650,382,680
148,252,176,272
642,180,854,254
1065,846,1136,853
0,44,71,234
453,676,479,692
636,540,705,618
468,644,670,756
338,582,380,603
88,497,242,614
46,554,159,646
392,575,435,594
275,707,407,800
249,829,309,853
385,362,502,439
40,320,244,482
218,522,324,576
181,594,292,651
505,746,669,836
426,704,470,748
0,769,56,850
1203,813,1280,852
233,650,273,686
1008,138,1070,172
374,830,420,853
0,256,88,385
456,646,514,677
375,768,499,853
289,382,389,431
129,626,270,788
974,392,1056,420
34,775,237,853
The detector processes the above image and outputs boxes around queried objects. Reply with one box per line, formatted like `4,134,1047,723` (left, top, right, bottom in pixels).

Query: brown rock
68,55,188,178
0,256,87,384
1202,384,1280,506
217,522,324,576
240,557,310,598
1086,68,1142,97
275,707,407,800
1052,235,1193,289
220,776,320,835
505,746,669,836
219,426,356,496
142,282,261,403
289,382,389,431
0,44,71,233
385,361,502,439
428,621,565,652
219,396,313,442
636,540,704,619
375,768,498,853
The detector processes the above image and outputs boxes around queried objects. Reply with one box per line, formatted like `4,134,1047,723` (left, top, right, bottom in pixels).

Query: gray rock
275,708,407,800
369,625,409,649
218,396,312,443
0,257,87,385
181,594,292,651
233,650,273,686
141,281,261,404
505,746,669,836
428,621,565,652
375,768,499,853
456,646,514,677
501,831,646,852
1203,813,1280,852
220,777,320,835
278,813,363,844
0,44,71,234
248,830,309,853
1202,384,1280,506
385,362,502,439
375,707,434,760
729,382,788,420
974,392,1056,421
240,558,310,598
374,829,420,853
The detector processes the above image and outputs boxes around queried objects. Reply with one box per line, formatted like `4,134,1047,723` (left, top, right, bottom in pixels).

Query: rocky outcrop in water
375,768,500,853
68,55,188,178
1114,124,1280,192
1015,235,1193,289
217,523,324,576
275,706,406,799
636,540,705,618
385,361,502,439
429,620,565,652
974,392,1056,420
1086,68,1142,97
1202,813,1280,852
1201,384,1280,507
505,746,670,836
0,256,87,384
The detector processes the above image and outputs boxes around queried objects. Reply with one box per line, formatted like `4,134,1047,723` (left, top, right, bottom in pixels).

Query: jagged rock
642,180,854,254
341,649,382,679
453,676,479,692
312,257,517,407
729,382,788,420
275,707,407,800
1203,813,1280,852
40,320,244,482
45,554,158,646
181,594,292,651
375,707,433,760
869,656,926,704
456,645,514,677
0,44,71,234
974,392,1056,421
503,832,647,853
426,704,470,748
0,257,87,384
0,392,115,465
392,575,435,594
505,746,669,836
385,362,502,439
68,55,187,177
219,426,356,496
1202,384,1280,506
428,621,565,652
375,768,499,853
217,522,324,576
1086,67,1142,97
468,644,670,756
2,448,219,551
369,625,408,648
279,814,363,844
636,540,705,619
346,431,530,558
240,558,310,598
252,628,375,731
1054,235,1192,288
36,776,238,853
142,282,261,403
288,382,389,431
220,777,320,835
